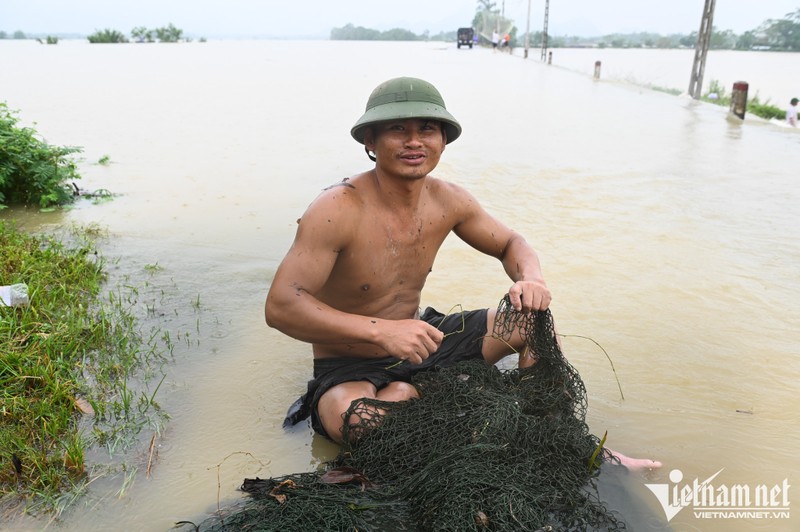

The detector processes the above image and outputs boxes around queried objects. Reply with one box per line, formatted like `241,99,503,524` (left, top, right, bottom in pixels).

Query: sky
1,0,798,38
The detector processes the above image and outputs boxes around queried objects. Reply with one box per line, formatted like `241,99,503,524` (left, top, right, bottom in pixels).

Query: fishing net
197,297,624,531
477,11,514,43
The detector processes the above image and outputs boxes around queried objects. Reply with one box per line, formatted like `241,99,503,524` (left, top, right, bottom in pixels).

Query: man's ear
363,128,377,161
363,128,375,151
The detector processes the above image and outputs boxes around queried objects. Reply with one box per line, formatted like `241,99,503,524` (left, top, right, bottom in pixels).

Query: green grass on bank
647,79,786,121
0,221,168,516
699,79,787,120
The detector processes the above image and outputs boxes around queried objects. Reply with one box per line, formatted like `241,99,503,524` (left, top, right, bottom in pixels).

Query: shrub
0,103,82,209
87,29,128,43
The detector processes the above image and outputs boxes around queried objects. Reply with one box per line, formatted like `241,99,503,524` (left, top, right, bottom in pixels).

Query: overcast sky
1,0,797,38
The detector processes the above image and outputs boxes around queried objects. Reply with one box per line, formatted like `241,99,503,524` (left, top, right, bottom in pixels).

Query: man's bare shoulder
301,173,370,216
322,177,357,191
425,174,470,195
425,175,480,213
291,173,374,242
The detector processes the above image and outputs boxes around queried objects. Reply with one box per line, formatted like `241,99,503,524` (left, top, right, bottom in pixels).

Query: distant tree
0,31,7,39
155,23,183,43
380,28,419,41
735,30,756,50
656,36,676,48
131,26,154,43
13,30,26,39
87,29,128,43
330,24,381,40
679,32,697,47
429,30,456,41
762,18,800,50
710,28,737,49
473,0,503,42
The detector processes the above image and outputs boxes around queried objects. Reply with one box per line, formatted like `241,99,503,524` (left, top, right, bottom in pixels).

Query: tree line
330,5,800,52
551,8,800,51
87,23,190,43
330,24,453,42
4,6,799,50
0,24,198,43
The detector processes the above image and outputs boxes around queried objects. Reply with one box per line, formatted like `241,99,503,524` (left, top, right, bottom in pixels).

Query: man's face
365,118,446,180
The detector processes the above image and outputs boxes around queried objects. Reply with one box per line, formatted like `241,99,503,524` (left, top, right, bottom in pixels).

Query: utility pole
688,0,716,99
541,0,550,61
524,0,531,58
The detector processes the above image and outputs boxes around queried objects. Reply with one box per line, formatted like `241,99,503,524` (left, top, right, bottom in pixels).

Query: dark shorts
283,307,489,440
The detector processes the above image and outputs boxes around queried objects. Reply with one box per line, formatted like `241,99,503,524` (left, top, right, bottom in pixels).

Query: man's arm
265,191,442,363
450,186,552,312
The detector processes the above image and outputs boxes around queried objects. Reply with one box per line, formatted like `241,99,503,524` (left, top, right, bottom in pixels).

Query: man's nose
404,129,423,146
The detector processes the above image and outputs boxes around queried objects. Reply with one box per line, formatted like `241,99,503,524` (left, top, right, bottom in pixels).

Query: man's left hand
508,280,551,312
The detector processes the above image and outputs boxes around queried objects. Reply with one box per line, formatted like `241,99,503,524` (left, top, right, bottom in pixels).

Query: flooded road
1,39,799,531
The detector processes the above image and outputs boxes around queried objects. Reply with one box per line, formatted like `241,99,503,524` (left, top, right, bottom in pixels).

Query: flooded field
1,39,798,531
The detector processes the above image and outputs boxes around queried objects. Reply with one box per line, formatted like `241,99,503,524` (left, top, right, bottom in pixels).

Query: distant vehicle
457,27,474,49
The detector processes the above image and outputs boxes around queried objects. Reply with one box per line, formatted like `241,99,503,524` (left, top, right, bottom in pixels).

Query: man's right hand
378,319,444,365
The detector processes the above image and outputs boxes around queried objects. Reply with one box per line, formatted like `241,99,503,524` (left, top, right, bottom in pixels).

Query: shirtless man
265,77,660,470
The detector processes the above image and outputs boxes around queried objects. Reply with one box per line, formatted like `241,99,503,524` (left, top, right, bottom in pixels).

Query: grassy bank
700,79,787,120
0,221,168,516
648,79,786,121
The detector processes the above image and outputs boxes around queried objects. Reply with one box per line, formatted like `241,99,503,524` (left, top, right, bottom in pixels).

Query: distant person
502,33,511,52
787,97,798,127
491,31,500,52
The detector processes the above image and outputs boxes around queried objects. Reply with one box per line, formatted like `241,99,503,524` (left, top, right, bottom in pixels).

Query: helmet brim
350,101,462,145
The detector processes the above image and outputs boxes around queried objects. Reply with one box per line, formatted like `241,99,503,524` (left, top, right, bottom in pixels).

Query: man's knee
377,380,419,402
317,382,377,442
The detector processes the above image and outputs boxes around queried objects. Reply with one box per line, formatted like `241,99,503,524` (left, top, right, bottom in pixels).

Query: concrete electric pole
688,0,716,99
541,0,550,61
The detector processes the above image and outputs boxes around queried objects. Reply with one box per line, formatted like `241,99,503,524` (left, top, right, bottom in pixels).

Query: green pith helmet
350,77,462,145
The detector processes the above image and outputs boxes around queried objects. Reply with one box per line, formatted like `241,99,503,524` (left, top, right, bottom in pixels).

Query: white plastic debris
0,283,29,307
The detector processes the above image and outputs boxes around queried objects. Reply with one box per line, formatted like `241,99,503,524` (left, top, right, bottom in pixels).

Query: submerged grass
0,221,168,516
700,79,787,121
643,80,786,121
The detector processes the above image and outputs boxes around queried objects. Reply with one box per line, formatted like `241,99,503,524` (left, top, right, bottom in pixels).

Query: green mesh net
196,297,625,531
